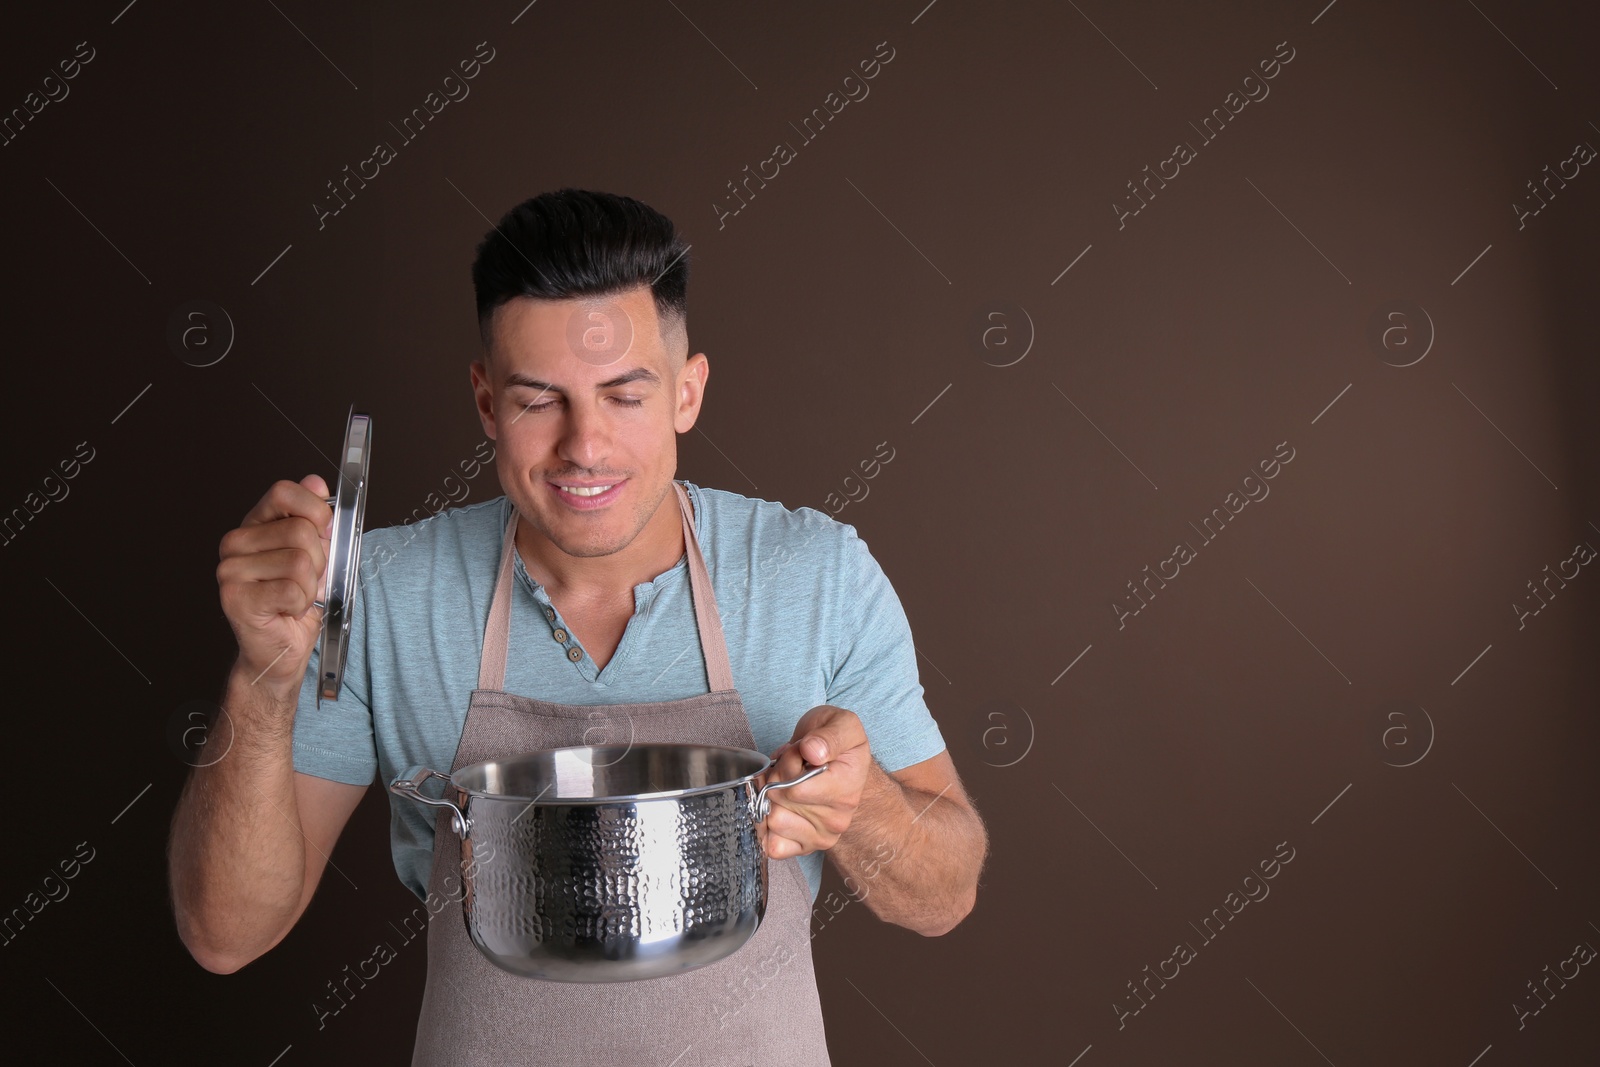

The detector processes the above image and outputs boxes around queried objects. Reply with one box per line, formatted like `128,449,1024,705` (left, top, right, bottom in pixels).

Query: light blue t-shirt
291,480,947,904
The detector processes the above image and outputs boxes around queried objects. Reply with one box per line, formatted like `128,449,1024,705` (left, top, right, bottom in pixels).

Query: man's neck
514,485,690,602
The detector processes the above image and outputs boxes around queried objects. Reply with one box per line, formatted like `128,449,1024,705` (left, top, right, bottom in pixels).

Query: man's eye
519,399,556,413
613,396,645,407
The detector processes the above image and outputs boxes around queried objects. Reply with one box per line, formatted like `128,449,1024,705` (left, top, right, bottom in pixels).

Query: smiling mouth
547,479,626,507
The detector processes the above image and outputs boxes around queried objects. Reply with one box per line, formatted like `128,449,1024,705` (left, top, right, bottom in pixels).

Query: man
168,188,988,1064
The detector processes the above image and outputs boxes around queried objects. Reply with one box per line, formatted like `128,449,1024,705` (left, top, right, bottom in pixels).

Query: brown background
2,0,1596,1063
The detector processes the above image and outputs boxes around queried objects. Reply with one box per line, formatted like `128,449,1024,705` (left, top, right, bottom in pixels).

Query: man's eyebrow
504,367,662,393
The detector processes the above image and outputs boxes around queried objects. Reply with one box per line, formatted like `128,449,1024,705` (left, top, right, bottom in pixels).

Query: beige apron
410,482,832,1066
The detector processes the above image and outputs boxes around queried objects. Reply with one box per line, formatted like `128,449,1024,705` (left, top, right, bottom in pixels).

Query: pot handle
755,762,829,820
390,766,470,836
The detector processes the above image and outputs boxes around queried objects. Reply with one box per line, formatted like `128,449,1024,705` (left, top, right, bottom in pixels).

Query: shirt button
566,646,583,662
545,608,555,622
552,629,568,643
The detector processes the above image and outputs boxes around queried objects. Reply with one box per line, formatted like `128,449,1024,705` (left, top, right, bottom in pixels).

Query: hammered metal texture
457,784,770,981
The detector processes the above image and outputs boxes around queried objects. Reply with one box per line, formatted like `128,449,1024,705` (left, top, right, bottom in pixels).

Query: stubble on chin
522,478,670,559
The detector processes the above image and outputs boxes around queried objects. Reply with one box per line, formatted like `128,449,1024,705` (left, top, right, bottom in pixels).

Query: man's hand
216,475,333,698
758,705,872,860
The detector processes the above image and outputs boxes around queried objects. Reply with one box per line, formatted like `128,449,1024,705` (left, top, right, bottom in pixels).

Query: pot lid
317,406,371,705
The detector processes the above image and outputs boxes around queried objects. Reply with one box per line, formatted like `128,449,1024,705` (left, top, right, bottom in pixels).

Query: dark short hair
470,188,690,353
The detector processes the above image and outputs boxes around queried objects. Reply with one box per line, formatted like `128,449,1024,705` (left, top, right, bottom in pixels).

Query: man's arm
167,475,369,974
760,709,988,938
824,749,986,937
168,667,368,972
759,524,987,935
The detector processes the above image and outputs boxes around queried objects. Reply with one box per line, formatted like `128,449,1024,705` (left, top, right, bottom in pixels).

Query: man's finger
795,711,866,765
301,472,330,500
765,797,816,838
241,477,334,531
765,830,806,860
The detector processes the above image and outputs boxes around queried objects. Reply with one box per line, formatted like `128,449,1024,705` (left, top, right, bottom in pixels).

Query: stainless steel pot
389,743,828,982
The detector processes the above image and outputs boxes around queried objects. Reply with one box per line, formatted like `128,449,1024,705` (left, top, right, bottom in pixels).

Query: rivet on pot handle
390,766,470,836
755,763,829,821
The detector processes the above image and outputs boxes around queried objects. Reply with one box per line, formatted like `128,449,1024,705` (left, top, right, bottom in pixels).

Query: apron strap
674,481,735,693
477,503,520,692
476,482,735,693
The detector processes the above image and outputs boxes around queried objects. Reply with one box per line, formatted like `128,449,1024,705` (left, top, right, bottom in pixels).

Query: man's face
470,286,706,559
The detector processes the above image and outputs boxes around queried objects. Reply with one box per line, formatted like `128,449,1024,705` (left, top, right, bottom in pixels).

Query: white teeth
558,484,614,497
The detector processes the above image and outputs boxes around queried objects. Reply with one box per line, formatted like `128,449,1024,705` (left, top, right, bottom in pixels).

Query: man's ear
470,358,497,439
674,352,708,433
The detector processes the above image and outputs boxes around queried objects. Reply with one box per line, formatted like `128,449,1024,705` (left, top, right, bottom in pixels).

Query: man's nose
558,400,611,469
